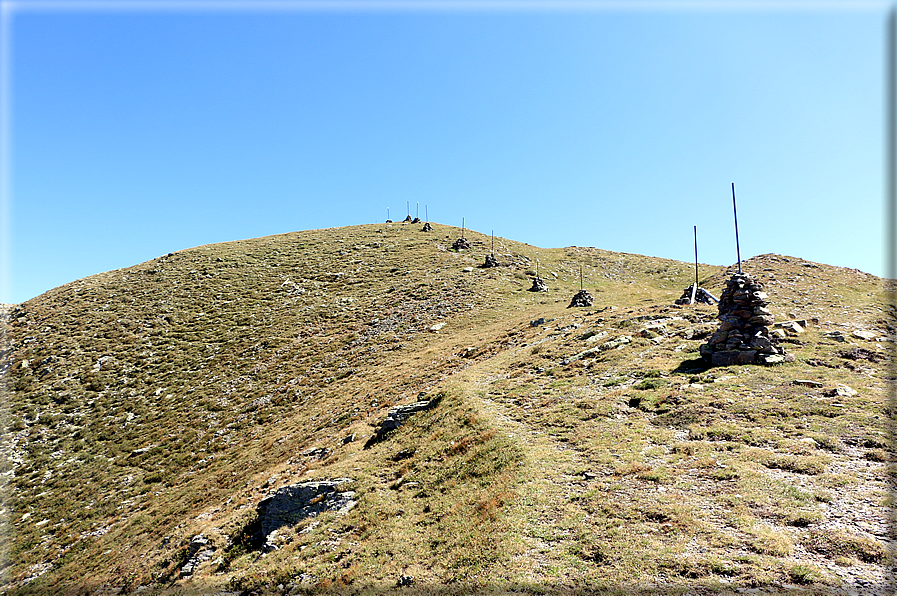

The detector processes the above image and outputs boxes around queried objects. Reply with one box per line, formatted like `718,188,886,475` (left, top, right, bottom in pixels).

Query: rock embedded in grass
252,479,356,548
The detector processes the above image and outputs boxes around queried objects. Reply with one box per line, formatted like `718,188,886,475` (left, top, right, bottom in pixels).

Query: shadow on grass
670,357,709,375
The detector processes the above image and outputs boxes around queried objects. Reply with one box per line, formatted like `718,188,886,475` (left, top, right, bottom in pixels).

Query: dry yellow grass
1,222,892,594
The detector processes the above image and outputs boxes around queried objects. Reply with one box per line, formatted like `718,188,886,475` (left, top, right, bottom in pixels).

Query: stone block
710,350,757,366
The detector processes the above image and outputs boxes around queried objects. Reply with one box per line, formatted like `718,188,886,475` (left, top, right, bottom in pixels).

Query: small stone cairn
528,277,548,292
411,217,421,224
403,214,413,223
452,237,471,250
568,289,593,307
421,222,433,232
480,253,499,268
700,273,790,366
674,283,718,305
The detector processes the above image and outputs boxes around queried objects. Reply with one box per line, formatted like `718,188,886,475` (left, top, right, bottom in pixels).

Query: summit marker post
732,183,742,274
690,226,698,304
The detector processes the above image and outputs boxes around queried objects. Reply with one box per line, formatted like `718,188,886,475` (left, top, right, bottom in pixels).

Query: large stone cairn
568,289,593,307
700,273,789,366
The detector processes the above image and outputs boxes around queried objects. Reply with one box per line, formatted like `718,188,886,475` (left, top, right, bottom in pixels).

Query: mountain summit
2,223,892,594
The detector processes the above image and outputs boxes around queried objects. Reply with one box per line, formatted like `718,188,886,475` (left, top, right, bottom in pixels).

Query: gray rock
179,535,216,578
824,385,858,397
530,317,555,327
758,354,786,365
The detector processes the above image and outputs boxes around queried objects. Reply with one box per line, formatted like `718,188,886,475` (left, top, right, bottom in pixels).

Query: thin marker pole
732,182,742,274
580,266,583,291
462,218,465,239
426,205,428,223
407,201,410,217
694,225,699,287
387,207,390,221
690,225,698,305
491,230,494,256
416,202,419,219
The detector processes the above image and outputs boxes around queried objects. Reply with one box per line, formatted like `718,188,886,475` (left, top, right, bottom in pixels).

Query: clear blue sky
2,1,889,304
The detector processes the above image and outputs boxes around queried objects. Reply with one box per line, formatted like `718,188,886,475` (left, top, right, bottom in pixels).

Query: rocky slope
0,223,893,595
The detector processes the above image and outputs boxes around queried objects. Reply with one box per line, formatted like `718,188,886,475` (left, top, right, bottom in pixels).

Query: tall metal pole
732,183,742,274
491,230,494,256
462,218,465,239
580,266,583,291
425,205,428,223
407,201,410,217
416,202,419,219
694,225,699,287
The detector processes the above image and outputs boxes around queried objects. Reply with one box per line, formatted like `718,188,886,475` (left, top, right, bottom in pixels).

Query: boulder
852,330,877,341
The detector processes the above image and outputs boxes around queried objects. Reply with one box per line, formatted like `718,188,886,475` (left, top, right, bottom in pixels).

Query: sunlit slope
2,222,891,595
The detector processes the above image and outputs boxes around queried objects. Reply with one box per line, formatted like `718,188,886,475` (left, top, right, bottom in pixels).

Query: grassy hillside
1,222,893,595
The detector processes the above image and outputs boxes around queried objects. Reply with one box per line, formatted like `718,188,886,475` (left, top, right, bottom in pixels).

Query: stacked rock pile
403,214,413,222
568,289,593,307
700,273,791,366
411,217,421,224
674,284,718,305
528,277,548,292
452,237,471,250
421,222,433,232
480,253,499,268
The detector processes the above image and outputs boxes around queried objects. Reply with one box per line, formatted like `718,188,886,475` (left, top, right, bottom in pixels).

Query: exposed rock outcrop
179,535,216,578
364,398,439,448
252,479,356,549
